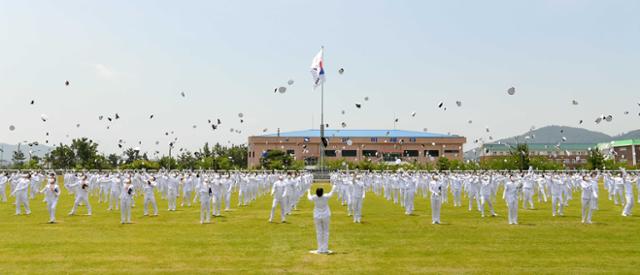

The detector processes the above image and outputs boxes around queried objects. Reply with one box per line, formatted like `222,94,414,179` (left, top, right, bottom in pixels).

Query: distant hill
464,125,640,161
496,125,612,144
0,143,53,166
612,129,640,140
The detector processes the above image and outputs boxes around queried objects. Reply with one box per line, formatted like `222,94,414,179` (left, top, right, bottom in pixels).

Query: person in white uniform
67,175,92,216
0,172,10,202
352,175,366,223
429,175,443,224
39,173,60,223
143,177,159,216
120,179,134,224
11,174,32,215
580,174,598,224
269,175,288,223
307,184,336,254
199,178,212,224
503,175,521,225
622,171,635,216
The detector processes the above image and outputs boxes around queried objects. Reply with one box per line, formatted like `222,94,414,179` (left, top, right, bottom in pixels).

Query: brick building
247,129,466,168
597,139,640,167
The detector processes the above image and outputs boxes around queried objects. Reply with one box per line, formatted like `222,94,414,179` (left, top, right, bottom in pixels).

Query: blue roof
260,129,459,138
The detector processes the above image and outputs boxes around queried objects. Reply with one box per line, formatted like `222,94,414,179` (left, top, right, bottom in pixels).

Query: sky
1,0,639,157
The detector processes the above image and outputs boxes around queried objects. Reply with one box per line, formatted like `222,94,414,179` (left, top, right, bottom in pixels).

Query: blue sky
1,0,639,156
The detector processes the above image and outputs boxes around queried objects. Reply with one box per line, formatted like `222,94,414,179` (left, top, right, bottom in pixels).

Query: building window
304,157,318,166
403,150,419,157
363,150,378,157
370,137,378,142
342,150,357,157
425,150,439,157
383,153,402,162
286,150,295,156
444,150,460,154
324,150,337,157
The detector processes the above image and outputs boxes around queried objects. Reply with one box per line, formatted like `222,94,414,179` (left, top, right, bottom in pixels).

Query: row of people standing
2,170,291,224
326,169,638,225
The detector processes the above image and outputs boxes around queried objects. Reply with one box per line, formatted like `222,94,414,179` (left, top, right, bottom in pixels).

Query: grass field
1,182,639,274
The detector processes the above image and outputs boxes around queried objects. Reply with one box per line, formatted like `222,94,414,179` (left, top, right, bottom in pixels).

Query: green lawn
1,182,639,274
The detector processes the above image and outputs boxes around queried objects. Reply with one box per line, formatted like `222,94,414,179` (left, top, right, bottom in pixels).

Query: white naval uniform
120,184,134,223
41,183,60,223
68,180,92,215
12,178,31,215
199,182,212,224
429,180,442,224
352,179,365,223
143,180,158,216
307,186,336,254
580,179,598,224
503,180,520,225
269,179,287,223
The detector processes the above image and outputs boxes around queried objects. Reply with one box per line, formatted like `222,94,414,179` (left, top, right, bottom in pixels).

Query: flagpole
319,46,325,174
320,80,325,174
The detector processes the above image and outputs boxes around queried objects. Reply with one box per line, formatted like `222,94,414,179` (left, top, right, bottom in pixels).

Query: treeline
9,138,248,170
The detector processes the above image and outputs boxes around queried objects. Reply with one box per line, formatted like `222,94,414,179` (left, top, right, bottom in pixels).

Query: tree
123,148,142,164
23,159,42,169
587,149,605,170
227,145,248,169
11,148,26,168
107,154,121,168
177,151,197,170
71,138,99,169
437,157,450,171
202,143,212,158
159,156,177,169
509,143,530,171
46,144,76,169
260,150,297,170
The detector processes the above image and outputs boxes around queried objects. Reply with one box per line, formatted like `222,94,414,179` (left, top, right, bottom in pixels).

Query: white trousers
452,189,462,207
270,198,286,222
168,191,177,210
213,194,223,215
552,195,563,215
144,195,158,215
506,198,518,224
200,198,211,223
47,199,58,222
623,194,634,216
480,195,494,216
224,192,231,210
523,188,534,209
71,196,91,215
405,193,415,214
15,192,30,214
109,192,119,210
352,198,363,222
431,195,441,223
581,198,594,223
121,198,132,223
314,217,330,253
